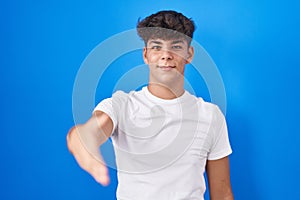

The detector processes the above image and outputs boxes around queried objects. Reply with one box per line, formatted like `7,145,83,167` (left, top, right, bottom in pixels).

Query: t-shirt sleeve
93,90,128,135
207,105,232,160
93,97,118,135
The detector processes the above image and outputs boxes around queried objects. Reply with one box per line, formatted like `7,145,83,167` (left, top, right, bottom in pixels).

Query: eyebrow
149,41,163,45
171,40,185,44
148,40,185,45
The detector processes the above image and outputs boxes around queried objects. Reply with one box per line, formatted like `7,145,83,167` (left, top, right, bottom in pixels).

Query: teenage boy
67,10,234,200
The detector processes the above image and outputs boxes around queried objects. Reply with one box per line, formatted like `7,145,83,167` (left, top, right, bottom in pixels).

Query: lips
157,65,176,71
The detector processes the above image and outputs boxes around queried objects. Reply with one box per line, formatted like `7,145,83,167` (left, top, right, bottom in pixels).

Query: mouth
157,65,176,71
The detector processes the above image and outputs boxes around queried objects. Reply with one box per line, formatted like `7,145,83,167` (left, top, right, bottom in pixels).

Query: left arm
206,156,234,200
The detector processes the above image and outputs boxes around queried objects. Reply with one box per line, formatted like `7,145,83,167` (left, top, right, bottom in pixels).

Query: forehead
147,38,188,46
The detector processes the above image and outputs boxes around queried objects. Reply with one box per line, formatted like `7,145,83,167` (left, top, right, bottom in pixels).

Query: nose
161,49,173,60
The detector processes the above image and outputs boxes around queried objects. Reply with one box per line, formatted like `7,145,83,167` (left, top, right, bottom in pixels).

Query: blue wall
1,0,299,199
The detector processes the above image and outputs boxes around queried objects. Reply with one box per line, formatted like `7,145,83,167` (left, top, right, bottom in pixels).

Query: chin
155,77,180,87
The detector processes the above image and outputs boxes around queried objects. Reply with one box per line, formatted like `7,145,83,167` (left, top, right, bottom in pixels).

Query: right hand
67,126,110,186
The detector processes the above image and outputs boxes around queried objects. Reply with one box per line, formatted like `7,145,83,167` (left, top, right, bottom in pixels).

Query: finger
91,162,110,186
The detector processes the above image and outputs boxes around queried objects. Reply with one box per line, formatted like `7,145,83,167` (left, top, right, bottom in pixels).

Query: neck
147,83,185,100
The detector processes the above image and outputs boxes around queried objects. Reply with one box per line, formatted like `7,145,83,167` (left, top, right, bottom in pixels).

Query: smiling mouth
158,66,176,71
157,65,176,70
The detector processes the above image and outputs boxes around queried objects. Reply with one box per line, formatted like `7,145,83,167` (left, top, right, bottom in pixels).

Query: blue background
1,0,300,199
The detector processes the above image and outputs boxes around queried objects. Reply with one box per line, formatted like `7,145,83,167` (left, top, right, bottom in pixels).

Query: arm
206,156,234,200
66,111,113,186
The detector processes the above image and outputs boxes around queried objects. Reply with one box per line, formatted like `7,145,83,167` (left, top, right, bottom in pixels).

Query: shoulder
186,93,225,122
108,89,145,109
112,90,129,98
197,99,226,132
188,93,221,115
112,89,143,100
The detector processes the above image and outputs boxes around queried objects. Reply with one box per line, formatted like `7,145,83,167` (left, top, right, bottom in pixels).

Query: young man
67,10,234,200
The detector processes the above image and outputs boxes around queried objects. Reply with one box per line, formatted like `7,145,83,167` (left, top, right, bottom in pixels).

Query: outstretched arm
66,111,113,186
206,156,234,200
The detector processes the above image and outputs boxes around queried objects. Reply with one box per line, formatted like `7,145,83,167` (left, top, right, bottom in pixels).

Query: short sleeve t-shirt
94,87,232,200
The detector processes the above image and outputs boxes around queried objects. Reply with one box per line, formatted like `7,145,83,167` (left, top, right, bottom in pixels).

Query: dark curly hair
137,10,195,45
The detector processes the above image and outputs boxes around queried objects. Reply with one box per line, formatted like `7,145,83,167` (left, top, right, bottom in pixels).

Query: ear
143,47,149,64
186,46,194,64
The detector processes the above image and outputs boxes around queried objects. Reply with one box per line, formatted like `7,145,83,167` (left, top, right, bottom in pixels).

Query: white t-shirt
94,87,232,200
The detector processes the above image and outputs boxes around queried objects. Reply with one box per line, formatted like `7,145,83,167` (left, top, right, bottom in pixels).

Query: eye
151,45,162,50
172,45,183,50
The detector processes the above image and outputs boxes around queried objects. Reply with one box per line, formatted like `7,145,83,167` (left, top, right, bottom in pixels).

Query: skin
206,157,234,200
67,111,113,186
67,38,234,199
143,38,194,99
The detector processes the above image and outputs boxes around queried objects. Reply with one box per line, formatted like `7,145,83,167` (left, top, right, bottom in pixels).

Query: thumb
91,161,110,186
